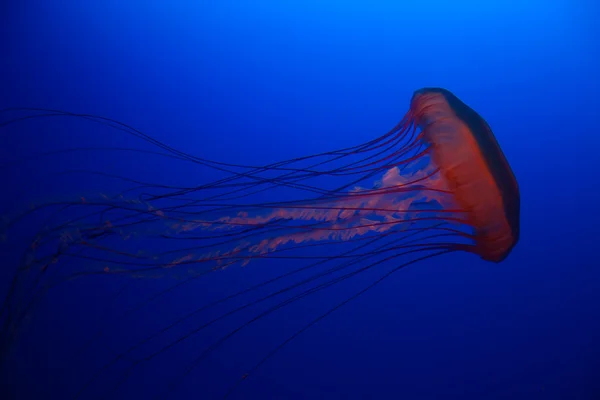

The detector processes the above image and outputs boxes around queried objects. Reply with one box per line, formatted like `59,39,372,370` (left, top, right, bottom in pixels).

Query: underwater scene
1,1,599,399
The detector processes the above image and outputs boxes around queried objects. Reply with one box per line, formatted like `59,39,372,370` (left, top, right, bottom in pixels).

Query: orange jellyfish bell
410,87,520,262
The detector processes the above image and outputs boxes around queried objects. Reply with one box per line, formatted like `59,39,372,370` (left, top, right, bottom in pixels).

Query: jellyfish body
0,88,520,398
411,87,520,261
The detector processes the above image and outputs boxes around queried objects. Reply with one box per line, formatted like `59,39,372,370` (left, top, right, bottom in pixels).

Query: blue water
1,1,599,399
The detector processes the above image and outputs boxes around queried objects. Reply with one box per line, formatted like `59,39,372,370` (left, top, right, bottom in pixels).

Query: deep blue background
1,1,599,399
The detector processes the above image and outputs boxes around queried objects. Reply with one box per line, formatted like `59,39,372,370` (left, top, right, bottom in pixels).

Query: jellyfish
0,87,519,398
